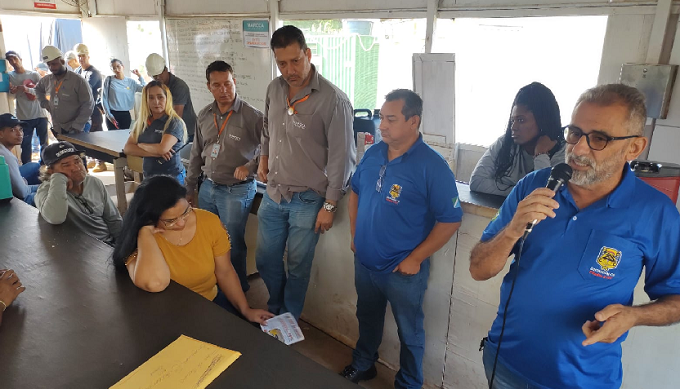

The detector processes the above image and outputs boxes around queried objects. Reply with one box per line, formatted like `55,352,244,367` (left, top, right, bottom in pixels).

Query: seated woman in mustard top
112,175,272,324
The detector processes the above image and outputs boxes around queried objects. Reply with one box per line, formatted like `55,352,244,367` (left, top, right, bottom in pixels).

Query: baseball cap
5,51,20,61
74,43,89,56
0,114,25,129
42,141,83,166
42,45,63,63
145,53,166,77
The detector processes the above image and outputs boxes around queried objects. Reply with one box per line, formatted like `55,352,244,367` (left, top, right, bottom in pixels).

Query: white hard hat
73,43,89,56
41,46,63,63
145,53,166,77
64,50,78,61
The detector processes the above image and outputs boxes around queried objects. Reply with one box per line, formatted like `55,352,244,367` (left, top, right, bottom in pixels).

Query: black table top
457,182,506,210
0,200,357,389
58,130,130,159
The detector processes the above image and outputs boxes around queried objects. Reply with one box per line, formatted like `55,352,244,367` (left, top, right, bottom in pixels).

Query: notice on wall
243,19,270,49
34,0,56,9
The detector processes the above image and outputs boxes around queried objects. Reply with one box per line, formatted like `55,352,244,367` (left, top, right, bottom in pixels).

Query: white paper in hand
260,313,305,345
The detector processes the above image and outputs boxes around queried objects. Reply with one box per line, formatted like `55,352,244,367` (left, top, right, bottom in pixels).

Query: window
282,19,426,110
433,16,608,146
127,21,163,83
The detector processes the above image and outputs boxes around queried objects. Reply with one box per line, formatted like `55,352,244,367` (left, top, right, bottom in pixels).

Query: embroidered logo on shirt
292,118,306,130
386,184,402,204
154,129,164,134
229,134,241,142
589,246,622,280
452,196,461,208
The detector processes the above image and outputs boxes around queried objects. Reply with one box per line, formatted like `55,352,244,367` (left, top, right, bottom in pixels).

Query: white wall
165,0,268,16
81,16,130,76
95,0,156,16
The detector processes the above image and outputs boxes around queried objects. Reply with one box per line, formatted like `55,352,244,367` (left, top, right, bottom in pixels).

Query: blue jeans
83,122,91,133
255,190,324,320
21,118,48,164
19,162,40,206
352,258,430,389
199,179,256,292
483,338,539,389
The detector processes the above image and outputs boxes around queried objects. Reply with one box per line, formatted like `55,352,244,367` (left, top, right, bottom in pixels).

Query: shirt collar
606,162,636,208
211,94,242,115
379,134,424,162
151,114,169,124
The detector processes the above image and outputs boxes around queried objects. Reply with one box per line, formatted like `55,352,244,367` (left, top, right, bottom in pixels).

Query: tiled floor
90,167,397,389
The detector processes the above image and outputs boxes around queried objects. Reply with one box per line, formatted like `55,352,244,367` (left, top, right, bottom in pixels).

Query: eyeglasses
74,195,94,214
376,165,386,193
160,205,193,228
563,125,641,151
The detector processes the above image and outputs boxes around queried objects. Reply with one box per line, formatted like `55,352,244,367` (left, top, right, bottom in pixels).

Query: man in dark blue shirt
470,84,680,389
340,89,463,388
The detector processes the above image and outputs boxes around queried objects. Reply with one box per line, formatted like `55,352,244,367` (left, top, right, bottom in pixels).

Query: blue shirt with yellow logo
351,135,463,273
482,164,680,389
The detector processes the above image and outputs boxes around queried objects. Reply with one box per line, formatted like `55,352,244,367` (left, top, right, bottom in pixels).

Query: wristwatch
323,201,338,213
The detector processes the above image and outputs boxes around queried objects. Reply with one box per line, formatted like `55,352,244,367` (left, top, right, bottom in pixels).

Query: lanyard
54,79,64,94
286,95,310,115
213,110,233,138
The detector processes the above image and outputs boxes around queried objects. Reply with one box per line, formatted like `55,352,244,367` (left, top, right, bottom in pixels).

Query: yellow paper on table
110,335,241,389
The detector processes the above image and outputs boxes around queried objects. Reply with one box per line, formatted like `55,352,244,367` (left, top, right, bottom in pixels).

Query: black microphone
524,163,573,236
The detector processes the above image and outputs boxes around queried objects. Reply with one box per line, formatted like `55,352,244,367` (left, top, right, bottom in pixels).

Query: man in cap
64,50,79,71
145,53,196,141
73,43,105,171
6,51,49,164
0,114,41,205
34,46,94,136
35,141,123,245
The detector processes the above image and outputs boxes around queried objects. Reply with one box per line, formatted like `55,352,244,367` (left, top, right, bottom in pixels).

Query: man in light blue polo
469,84,680,389
341,89,462,388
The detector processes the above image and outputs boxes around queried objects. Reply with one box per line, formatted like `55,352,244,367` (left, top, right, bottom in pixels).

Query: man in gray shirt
6,51,48,164
145,53,197,142
35,141,123,245
187,60,264,292
256,26,356,320
34,46,94,135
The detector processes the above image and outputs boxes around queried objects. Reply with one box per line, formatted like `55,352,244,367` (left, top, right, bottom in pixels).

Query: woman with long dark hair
112,175,273,324
123,81,187,184
470,82,566,196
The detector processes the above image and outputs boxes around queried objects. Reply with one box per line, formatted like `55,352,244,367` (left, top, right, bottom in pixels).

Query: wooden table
0,200,358,389
57,130,131,213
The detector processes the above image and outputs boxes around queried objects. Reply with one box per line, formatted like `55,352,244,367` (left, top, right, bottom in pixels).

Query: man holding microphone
470,84,680,389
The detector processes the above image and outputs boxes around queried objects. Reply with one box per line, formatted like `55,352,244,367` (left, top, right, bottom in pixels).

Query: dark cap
0,114,25,129
5,51,20,61
41,141,83,166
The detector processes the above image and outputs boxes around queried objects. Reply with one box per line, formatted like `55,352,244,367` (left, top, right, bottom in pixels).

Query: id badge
210,143,220,158
53,95,59,107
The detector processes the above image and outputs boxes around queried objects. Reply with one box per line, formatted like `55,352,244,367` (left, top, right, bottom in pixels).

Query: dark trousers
20,118,48,164
89,108,104,132
106,110,132,130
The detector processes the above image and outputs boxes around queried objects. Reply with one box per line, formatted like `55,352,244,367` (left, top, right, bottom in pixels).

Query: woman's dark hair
494,82,564,184
112,176,187,270
110,58,123,67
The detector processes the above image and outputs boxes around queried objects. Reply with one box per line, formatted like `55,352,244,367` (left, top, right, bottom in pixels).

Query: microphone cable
488,232,528,389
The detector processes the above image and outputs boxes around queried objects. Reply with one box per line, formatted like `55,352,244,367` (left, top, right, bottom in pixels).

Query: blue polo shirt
351,135,463,273
482,164,680,389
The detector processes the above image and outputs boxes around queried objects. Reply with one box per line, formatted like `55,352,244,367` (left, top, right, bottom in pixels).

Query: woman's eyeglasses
160,205,193,228
563,125,640,151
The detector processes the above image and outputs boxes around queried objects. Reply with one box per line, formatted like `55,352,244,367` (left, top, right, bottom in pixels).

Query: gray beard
565,151,621,187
